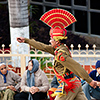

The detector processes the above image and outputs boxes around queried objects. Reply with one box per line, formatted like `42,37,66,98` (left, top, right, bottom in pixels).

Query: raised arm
17,37,54,55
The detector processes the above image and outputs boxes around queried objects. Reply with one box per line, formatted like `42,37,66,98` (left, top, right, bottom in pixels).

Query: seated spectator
82,60,100,100
48,75,59,100
0,62,21,100
14,59,49,100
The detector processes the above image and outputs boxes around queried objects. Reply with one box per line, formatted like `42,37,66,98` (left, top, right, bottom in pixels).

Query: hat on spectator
0,62,6,67
95,60,100,69
40,8,76,41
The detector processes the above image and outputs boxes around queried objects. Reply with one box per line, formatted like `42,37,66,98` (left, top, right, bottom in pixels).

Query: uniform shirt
21,68,50,92
0,70,21,91
24,38,92,83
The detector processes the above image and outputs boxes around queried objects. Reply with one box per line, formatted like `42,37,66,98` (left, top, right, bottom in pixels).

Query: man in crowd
0,62,21,100
82,60,100,100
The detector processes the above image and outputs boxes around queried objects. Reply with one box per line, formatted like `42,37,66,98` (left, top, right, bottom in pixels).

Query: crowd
0,60,100,100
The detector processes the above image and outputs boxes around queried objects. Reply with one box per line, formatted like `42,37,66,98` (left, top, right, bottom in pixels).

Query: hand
29,86,39,94
97,82,100,88
17,37,25,43
89,80,97,88
7,85,17,91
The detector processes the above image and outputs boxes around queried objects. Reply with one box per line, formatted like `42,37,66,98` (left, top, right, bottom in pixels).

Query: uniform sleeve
56,52,93,83
25,38,54,55
20,71,30,92
37,71,50,92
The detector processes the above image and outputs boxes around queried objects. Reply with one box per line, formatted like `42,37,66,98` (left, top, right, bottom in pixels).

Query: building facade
30,0,100,37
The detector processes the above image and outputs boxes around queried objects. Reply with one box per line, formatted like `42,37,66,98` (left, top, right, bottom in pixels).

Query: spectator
48,75,59,100
0,62,21,100
14,59,49,100
82,60,100,100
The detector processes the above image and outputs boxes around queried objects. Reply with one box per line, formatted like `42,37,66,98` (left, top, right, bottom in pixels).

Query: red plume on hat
40,8,76,41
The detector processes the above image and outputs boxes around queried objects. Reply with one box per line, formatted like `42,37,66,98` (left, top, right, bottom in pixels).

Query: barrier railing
0,44,100,81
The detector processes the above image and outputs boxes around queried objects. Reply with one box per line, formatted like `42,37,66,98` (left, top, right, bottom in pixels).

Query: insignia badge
57,53,62,60
60,56,65,61
54,51,58,55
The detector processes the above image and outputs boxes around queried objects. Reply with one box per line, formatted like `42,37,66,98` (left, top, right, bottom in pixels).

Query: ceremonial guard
17,9,97,100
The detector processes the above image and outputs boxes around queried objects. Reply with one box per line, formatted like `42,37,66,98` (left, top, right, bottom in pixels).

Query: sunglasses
0,67,7,70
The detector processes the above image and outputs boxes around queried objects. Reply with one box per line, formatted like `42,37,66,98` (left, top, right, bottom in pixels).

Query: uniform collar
54,44,64,55
54,43,64,50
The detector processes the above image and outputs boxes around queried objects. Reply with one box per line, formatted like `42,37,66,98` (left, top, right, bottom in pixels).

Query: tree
8,0,29,68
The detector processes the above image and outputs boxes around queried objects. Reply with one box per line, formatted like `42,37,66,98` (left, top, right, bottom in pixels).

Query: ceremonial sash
52,68,81,97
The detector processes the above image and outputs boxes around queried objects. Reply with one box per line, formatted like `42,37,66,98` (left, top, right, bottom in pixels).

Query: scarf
0,70,8,83
52,68,81,97
27,59,39,100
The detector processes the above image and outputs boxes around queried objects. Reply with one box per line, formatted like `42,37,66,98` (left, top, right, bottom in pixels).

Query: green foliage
29,21,39,35
29,5,39,35
29,5,39,15
30,51,53,70
30,51,35,59
0,4,3,8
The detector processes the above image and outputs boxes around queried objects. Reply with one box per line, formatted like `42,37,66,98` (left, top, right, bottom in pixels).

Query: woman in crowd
14,59,49,100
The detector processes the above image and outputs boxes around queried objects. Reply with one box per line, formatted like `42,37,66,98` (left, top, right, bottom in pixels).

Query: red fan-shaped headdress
40,9,76,41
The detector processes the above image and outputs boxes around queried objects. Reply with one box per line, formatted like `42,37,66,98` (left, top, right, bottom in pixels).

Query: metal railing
0,44,100,81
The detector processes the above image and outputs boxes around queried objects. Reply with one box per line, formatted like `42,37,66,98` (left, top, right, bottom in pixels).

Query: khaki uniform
25,38,92,100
